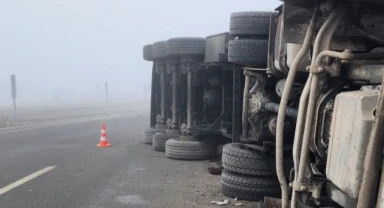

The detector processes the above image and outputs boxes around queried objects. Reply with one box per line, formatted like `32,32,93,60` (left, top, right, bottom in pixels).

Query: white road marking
0,112,147,135
0,166,56,196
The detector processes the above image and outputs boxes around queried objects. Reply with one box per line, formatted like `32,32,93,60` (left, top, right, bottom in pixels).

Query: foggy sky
0,0,280,107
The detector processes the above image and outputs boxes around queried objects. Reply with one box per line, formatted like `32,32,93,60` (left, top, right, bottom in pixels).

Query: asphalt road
0,113,260,208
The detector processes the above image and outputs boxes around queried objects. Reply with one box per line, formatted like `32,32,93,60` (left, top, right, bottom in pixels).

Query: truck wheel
153,41,167,59
143,44,154,61
166,37,206,57
229,11,276,37
228,39,268,68
143,128,164,144
153,133,174,152
221,170,280,201
222,143,275,176
165,139,216,160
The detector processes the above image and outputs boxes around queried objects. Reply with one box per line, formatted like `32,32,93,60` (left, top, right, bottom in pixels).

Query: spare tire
143,127,165,144
153,41,167,59
228,39,268,67
230,11,276,37
143,44,154,61
221,170,280,201
166,37,206,57
165,139,216,160
222,143,275,176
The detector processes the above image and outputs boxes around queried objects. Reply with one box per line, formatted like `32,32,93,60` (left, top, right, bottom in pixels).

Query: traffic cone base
97,141,111,148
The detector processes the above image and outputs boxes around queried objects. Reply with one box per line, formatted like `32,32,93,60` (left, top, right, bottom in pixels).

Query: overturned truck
143,0,384,207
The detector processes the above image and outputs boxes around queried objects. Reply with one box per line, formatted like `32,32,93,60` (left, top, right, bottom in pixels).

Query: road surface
0,113,260,208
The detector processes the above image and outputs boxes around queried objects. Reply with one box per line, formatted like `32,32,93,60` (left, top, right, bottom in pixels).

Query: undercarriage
142,0,384,207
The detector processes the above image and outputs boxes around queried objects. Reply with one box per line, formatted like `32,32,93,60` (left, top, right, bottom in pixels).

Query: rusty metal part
274,4,320,208
358,75,384,208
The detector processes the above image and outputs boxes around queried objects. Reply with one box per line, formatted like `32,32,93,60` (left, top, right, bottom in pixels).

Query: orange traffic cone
97,124,111,148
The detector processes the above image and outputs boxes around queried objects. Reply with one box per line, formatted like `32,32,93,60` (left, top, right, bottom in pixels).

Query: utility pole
10,74,17,121
104,82,108,104
96,84,100,102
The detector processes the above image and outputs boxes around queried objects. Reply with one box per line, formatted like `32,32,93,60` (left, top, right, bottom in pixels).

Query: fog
0,0,280,108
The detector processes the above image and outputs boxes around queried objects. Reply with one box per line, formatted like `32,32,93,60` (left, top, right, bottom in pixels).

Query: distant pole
104,82,108,104
96,84,100,102
10,74,17,121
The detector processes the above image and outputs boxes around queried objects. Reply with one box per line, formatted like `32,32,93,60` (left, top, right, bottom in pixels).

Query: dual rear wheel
221,143,281,201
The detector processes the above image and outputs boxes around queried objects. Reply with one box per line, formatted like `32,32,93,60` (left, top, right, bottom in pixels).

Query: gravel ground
82,140,263,208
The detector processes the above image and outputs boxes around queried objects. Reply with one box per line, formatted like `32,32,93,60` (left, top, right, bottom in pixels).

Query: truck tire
143,44,154,61
221,170,280,201
222,143,275,176
229,12,275,37
166,37,206,57
165,139,216,160
143,128,164,144
153,41,167,59
153,133,174,152
228,39,268,67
